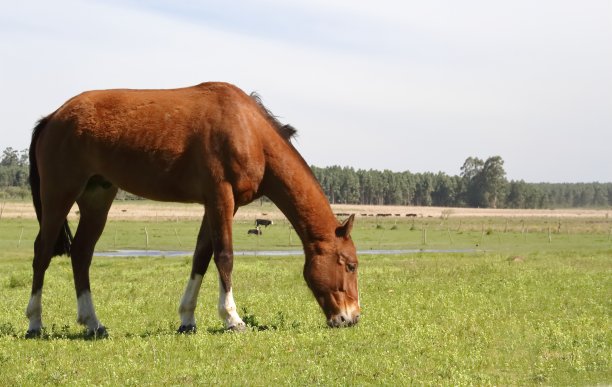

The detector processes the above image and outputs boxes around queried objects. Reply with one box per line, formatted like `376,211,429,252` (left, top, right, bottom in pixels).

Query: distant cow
406,213,417,217
255,219,273,227
247,227,262,235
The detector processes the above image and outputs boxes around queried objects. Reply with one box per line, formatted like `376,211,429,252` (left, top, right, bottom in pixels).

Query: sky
1,0,611,183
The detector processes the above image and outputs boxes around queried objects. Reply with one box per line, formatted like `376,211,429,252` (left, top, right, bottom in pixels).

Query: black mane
250,92,297,142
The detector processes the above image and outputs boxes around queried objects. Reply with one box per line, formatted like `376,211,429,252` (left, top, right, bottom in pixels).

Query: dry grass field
1,200,609,221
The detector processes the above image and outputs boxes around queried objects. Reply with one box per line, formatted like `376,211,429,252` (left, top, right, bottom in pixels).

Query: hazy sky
1,1,610,183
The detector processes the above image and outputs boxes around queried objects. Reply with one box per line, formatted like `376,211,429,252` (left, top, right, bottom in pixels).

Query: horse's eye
346,263,357,273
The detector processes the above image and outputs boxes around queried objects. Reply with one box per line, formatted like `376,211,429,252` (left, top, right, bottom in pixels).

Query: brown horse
26,82,360,337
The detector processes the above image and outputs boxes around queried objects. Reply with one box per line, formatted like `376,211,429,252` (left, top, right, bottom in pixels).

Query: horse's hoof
227,322,247,332
177,324,197,334
85,325,108,339
25,329,42,339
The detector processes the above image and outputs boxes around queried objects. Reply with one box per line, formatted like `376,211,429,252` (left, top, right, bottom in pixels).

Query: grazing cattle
247,227,262,236
255,218,273,227
406,213,417,217
25,82,360,338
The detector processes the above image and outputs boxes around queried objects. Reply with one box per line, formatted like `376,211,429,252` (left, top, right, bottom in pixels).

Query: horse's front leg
177,214,213,333
206,183,245,331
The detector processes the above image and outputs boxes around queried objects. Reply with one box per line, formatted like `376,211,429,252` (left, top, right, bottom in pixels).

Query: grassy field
0,201,610,385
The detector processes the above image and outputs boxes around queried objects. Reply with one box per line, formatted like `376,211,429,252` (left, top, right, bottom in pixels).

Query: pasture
0,201,610,385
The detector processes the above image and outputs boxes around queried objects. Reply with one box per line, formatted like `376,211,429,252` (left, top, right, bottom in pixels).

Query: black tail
29,116,73,257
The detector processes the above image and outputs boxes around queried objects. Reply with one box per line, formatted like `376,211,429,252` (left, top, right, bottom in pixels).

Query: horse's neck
262,144,337,251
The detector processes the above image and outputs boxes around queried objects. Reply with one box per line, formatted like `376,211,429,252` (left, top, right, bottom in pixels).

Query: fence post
548,227,552,243
144,227,149,250
174,228,182,247
17,226,24,248
480,223,485,245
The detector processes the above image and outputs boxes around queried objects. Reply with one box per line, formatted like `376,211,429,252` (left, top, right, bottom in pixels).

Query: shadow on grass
206,308,299,334
0,323,109,341
1,309,300,340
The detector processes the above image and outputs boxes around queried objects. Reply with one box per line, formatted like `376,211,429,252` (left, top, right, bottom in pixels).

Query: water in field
94,248,476,257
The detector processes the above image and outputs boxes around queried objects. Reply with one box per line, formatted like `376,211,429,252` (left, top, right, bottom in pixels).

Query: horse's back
36,82,269,203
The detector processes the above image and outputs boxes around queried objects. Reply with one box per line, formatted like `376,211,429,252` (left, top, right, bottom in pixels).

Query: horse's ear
336,214,355,239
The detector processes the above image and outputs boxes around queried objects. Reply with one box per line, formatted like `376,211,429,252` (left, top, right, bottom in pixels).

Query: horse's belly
98,156,262,205
97,160,207,203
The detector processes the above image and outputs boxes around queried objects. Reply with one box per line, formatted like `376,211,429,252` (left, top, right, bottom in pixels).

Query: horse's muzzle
327,310,361,328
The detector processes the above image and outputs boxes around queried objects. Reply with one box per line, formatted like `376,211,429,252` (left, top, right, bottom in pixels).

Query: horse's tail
29,116,73,257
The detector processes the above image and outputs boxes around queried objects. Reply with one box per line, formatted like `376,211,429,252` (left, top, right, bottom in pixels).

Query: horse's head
303,214,361,327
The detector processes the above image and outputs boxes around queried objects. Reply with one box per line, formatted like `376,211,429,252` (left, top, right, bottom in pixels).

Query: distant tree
506,180,527,208
19,149,29,166
413,173,434,206
1,147,19,167
431,173,457,207
480,156,507,208
592,184,608,207
460,156,484,207
459,156,507,208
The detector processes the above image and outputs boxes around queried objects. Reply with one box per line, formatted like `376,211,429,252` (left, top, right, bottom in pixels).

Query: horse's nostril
340,315,346,323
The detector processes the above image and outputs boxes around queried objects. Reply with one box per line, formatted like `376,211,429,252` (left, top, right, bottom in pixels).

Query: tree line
312,156,612,209
1,147,611,208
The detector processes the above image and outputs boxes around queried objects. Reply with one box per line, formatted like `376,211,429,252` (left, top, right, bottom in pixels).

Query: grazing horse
26,82,360,337
255,218,273,227
247,227,262,236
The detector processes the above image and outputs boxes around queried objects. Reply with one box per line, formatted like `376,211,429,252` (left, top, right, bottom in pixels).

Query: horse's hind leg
26,189,82,337
70,183,117,337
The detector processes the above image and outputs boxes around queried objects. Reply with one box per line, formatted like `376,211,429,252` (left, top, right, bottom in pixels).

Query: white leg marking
77,291,102,332
218,277,244,329
178,274,203,326
26,290,43,332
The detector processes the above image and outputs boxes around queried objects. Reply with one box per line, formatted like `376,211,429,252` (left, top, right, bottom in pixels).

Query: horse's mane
249,92,297,142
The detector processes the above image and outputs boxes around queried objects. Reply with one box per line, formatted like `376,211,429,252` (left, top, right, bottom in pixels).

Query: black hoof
25,329,42,339
177,324,197,334
85,325,108,339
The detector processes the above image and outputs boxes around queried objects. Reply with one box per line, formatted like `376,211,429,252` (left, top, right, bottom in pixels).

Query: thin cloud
1,0,610,182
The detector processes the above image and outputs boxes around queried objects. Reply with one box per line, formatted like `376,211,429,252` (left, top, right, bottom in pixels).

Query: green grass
0,212,610,385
